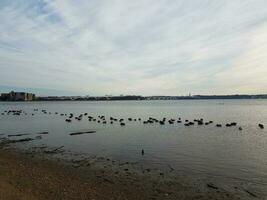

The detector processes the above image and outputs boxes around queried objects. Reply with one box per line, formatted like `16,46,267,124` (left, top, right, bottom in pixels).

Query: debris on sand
32,145,47,149
244,189,257,198
167,164,175,172
44,146,64,154
207,183,218,190
69,131,96,136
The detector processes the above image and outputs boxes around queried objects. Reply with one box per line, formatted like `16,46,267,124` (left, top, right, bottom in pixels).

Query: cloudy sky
0,0,267,96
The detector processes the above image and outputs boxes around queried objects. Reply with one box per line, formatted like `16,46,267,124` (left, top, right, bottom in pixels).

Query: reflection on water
0,100,267,187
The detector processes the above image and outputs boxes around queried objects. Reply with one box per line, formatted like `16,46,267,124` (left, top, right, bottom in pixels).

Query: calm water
1,100,267,190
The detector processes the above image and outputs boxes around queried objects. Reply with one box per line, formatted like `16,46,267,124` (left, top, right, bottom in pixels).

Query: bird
259,124,264,129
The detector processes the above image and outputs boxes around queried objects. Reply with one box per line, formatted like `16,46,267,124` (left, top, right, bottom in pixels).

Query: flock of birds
1,109,265,130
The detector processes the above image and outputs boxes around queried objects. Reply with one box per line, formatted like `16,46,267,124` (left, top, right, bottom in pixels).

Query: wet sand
0,146,256,200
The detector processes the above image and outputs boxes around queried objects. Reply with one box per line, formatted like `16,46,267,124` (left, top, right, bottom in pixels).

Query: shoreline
1,98,267,103
0,145,260,200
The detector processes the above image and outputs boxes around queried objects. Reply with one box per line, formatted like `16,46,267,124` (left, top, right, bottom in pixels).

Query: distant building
0,91,35,101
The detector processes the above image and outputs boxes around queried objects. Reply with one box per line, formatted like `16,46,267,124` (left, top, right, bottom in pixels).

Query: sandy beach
0,145,258,200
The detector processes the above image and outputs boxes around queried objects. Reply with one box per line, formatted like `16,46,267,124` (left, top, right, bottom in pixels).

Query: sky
0,0,267,96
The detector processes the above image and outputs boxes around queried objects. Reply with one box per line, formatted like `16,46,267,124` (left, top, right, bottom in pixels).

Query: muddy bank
0,131,265,200
0,146,260,200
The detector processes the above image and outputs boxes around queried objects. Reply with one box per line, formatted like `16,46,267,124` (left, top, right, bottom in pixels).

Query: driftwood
69,131,96,136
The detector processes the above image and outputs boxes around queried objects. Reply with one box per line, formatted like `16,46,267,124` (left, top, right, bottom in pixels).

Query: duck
259,124,264,129
65,119,72,123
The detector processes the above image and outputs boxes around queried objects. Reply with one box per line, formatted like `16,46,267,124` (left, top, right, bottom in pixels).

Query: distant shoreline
1,96,267,102
0,94,267,102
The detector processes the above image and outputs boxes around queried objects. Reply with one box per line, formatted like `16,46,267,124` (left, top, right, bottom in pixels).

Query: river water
0,100,267,193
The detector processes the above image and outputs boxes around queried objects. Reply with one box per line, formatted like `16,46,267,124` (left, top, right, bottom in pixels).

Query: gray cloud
0,0,267,95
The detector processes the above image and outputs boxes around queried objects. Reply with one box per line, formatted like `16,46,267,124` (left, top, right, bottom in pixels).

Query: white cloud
0,0,267,95
214,23,267,94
